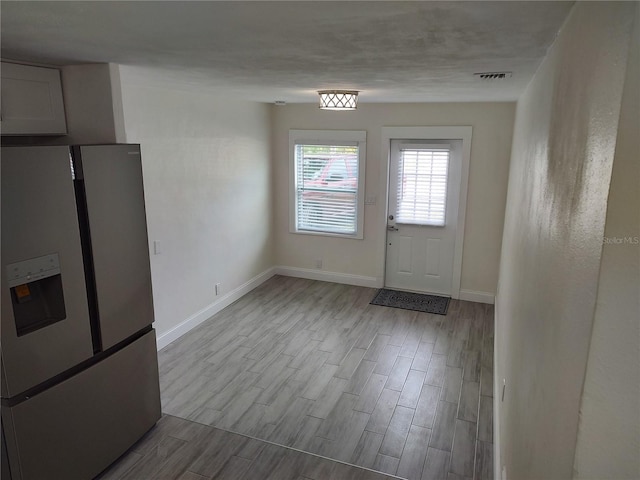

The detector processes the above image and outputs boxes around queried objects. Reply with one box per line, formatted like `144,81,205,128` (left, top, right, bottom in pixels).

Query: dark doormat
370,288,450,315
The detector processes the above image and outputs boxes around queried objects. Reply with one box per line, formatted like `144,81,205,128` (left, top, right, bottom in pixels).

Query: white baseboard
493,301,501,480
459,289,495,304
275,265,379,288
155,266,277,350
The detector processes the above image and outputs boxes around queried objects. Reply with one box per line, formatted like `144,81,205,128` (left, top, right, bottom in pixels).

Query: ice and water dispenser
6,253,66,337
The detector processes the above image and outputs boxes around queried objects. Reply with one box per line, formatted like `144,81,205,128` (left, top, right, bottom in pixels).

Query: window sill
290,228,364,240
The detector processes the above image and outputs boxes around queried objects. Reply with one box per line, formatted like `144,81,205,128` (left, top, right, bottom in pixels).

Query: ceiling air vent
474,72,513,80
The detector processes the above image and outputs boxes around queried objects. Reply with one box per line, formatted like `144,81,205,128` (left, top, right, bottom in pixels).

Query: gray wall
495,3,636,479
573,6,640,478
60,63,125,144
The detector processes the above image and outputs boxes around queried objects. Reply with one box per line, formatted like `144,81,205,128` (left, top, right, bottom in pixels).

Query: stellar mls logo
603,236,639,245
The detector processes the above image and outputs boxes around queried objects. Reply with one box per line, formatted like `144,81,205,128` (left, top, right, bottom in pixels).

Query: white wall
573,6,640,478
118,66,273,343
495,3,636,479
272,103,515,298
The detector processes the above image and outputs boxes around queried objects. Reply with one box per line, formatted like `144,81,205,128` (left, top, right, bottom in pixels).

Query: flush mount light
318,90,359,110
473,71,513,80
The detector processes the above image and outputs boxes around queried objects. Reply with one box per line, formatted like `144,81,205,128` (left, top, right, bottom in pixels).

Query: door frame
379,126,472,299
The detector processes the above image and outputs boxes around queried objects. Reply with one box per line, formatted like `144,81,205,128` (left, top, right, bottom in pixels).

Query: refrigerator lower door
2,330,161,480
77,145,154,349
1,146,94,397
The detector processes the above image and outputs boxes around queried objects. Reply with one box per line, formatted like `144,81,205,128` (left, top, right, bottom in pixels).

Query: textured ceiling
0,1,574,103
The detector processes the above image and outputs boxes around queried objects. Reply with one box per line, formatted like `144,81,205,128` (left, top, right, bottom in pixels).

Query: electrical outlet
153,240,162,255
215,283,221,296
315,259,323,269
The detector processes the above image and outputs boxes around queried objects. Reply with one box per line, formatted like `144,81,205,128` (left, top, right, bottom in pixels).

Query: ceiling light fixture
473,71,513,80
318,90,358,110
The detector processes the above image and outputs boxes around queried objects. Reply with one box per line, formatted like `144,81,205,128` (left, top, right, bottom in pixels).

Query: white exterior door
384,139,462,296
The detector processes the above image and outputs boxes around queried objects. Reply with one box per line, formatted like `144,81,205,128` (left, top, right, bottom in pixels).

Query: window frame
289,129,367,239
380,126,472,299
393,142,452,227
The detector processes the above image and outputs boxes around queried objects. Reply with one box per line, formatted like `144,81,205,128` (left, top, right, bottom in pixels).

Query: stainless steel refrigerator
1,144,161,479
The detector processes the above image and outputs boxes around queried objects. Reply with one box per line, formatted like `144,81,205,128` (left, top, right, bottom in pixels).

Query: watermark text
603,236,639,245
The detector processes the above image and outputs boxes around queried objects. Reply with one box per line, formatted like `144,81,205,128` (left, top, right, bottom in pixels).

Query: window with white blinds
396,146,450,226
290,130,366,238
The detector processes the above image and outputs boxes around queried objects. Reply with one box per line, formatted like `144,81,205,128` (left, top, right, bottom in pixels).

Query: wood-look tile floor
154,276,493,479
98,414,398,480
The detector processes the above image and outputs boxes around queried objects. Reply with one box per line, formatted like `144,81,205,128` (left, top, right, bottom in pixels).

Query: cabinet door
1,62,67,135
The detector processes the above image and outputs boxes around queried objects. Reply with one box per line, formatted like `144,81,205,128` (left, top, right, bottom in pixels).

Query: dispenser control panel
6,253,61,288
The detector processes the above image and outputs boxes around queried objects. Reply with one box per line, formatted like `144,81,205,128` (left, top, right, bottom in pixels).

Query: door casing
378,126,472,299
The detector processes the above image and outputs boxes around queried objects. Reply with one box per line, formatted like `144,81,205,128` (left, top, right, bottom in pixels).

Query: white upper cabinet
1,62,67,135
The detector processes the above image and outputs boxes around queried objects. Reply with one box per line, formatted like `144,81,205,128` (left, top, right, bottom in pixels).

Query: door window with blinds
289,130,366,238
394,143,450,226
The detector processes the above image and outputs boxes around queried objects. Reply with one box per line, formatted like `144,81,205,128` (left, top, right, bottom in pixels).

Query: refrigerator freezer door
78,145,154,349
1,146,94,397
2,330,161,480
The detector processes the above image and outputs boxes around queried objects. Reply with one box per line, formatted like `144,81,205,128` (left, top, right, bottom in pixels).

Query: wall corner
108,63,127,144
